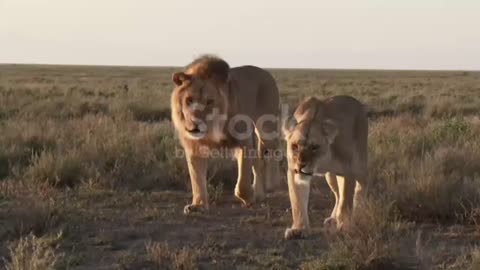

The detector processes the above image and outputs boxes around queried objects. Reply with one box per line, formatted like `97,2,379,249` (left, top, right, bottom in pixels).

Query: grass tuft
4,232,63,270
145,241,199,270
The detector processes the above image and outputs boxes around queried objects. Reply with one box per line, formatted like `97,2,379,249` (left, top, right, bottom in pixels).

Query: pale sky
1,0,479,70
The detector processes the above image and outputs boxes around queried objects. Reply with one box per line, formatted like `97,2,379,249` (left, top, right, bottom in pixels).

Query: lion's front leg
285,170,311,240
184,154,209,215
234,147,255,205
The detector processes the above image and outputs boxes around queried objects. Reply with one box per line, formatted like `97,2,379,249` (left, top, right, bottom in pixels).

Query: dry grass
301,197,411,270
0,116,188,190
3,232,64,270
369,116,480,223
145,241,199,270
1,64,480,269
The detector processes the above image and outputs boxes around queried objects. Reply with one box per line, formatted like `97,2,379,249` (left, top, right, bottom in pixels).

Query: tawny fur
171,56,281,214
283,95,368,239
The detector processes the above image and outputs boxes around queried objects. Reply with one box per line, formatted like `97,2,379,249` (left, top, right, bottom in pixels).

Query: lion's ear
282,115,297,138
321,119,338,144
208,60,230,85
172,72,190,86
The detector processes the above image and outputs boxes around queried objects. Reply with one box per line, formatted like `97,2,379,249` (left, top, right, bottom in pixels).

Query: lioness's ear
172,72,190,86
321,119,338,144
282,115,297,138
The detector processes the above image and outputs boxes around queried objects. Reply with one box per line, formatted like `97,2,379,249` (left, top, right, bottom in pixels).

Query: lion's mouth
185,127,201,133
185,127,206,140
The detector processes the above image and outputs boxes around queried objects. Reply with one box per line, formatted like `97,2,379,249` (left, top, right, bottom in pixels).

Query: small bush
0,121,58,180
8,197,64,238
470,248,480,270
432,117,472,145
4,232,63,270
26,151,84,187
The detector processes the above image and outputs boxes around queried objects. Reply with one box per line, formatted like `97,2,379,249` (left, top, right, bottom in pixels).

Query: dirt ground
1,179,478,270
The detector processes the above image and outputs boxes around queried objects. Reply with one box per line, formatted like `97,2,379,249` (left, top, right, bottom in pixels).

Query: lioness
171,55,281,214
282,95,368,239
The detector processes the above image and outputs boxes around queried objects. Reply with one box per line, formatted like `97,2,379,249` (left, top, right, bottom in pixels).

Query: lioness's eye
206,99,214,106
186,97,193,106
311,145,320,152
291,144,298,152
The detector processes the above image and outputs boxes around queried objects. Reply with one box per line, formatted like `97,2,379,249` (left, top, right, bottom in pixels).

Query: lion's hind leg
354,180,363,210
252,158,266,202
234,146,256,206
253,122,282,196
264,146,282,192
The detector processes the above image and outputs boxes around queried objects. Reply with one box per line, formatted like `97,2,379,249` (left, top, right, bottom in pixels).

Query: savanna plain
1,65,480,270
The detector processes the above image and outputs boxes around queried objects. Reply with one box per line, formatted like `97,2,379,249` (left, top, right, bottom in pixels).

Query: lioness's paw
284,228,308,240
323,217,338,233
324,217,350,232
183,204,206,215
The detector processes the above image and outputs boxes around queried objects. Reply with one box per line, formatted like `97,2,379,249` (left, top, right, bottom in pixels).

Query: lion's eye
185,97,193,106
206,99,214,106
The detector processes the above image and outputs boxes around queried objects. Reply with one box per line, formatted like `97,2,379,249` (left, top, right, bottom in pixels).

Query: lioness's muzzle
294,164,313,176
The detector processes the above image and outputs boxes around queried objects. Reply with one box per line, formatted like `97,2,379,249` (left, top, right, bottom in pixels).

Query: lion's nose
191,125,200,132
186,121,200,133
186,118,206,133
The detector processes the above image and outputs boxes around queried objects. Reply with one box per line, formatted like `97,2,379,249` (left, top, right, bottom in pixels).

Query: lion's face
172,72,228,141
283,117,338,182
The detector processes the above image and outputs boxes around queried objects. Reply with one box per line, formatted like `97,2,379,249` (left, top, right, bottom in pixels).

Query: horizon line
0,62,478,73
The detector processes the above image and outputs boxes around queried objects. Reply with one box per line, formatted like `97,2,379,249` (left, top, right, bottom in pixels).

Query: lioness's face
284,118,338,181
173,72,227,140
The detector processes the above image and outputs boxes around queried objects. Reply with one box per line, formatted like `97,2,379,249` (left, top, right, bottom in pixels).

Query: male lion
282,95,368,239
171,55,281,214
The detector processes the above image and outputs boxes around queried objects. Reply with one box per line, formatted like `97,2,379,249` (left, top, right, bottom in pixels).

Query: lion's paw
183,204,206,215
253,191,266,203
284,228,308,240
235,187,255,206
